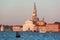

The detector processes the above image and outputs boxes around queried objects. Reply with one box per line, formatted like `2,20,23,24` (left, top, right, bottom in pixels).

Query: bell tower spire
32,0,38,23
32,0,37,16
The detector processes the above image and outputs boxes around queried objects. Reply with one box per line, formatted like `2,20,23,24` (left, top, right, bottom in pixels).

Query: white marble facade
23,19,35,31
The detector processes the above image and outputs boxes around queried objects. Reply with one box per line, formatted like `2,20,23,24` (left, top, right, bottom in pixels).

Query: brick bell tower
32,0,39,24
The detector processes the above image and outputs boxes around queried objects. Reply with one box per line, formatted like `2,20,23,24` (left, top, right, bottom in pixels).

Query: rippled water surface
0,32,60,40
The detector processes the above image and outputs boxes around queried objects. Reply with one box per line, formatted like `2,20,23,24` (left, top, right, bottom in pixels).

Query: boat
39,29,46,33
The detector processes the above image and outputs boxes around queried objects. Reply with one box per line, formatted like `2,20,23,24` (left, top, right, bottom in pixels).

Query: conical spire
34,0,36,11
32,0,37,16
32,0,38,22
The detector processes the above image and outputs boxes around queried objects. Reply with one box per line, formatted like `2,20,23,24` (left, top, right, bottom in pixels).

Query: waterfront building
12,25,23,32
1,25,4,31
23,19,35,32
3,25,12,31
46,24,59,32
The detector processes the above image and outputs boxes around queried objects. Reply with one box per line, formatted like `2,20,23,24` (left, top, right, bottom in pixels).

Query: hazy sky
0,0,60,25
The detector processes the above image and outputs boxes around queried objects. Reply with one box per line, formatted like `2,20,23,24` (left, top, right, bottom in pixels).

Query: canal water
0,32,60,40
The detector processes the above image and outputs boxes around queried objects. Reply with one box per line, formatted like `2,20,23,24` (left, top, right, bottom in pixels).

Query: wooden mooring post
16,31,20,38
